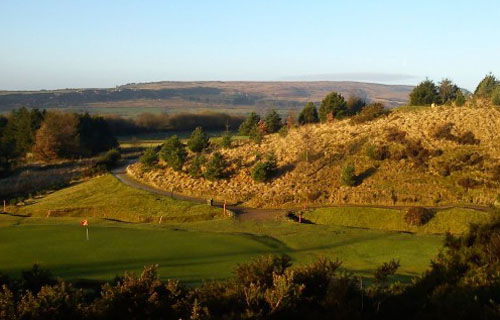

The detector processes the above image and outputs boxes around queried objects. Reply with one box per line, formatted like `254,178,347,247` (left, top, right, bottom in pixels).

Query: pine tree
264,110,282,133
318,92,347,122
203,152,226,180
238,112,260,136
409,79,439,106
298,102,319,125
474,73,498,98
159,135,187,171
187,127,209,153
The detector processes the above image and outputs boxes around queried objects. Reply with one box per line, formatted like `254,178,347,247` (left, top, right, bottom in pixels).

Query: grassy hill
0,81,412,116
130,105,500,208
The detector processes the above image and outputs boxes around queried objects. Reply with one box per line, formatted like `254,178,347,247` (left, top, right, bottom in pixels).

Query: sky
1,0,499,91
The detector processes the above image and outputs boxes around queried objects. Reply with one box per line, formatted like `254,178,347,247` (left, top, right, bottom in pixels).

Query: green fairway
303,206,492,234
12,175,223,223
0,216,443,284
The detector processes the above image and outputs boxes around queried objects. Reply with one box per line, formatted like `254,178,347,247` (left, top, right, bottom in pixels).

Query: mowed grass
304,207,493,234
0,216,443,284
12,174,223,223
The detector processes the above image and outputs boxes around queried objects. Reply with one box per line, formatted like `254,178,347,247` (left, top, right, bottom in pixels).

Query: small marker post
86,226,89,241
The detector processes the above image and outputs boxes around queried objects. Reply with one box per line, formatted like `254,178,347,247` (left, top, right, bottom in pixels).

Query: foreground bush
350,103,387,124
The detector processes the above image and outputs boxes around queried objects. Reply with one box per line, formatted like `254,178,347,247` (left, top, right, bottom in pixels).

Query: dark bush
139,147,159,169
220,132,232,148
159,135,187,171
433,123,480,145
404,207,434,226
251,153,277,182
203,152,226,180
341,164,357,186
188,155,206,178
96,148,121,169
350,102,387,124
187,127,209,153
455,131,480,145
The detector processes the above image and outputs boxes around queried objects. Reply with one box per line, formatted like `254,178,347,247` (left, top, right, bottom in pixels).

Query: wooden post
298,213,302,224
86,227,89,241
223,200,227,216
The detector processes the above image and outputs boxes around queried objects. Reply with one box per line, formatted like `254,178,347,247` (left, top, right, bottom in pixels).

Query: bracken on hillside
129,106,500,208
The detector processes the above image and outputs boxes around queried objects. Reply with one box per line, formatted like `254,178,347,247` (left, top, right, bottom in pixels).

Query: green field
304,206,493,234
0,216,443,284
12,174,223,223
3,173,488,285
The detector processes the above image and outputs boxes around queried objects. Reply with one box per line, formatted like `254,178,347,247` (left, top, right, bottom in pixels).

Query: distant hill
0,81,413,116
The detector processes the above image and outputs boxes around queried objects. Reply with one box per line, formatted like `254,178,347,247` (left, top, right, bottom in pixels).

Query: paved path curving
111,160,492,221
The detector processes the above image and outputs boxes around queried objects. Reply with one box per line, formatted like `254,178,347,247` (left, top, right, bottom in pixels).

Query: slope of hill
129,105,500,208
0,81,412,115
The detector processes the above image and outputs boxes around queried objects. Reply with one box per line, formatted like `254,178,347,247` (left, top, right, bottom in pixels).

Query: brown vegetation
129,106,500,208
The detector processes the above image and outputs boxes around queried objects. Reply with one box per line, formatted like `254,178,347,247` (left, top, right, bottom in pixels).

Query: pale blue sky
1,0,499,90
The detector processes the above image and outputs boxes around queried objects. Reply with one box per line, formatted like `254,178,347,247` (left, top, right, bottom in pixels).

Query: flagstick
86,227,89,241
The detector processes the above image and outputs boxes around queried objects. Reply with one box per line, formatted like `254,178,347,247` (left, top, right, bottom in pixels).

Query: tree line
409,73,500,106
0,218,498,319
0,108,118,177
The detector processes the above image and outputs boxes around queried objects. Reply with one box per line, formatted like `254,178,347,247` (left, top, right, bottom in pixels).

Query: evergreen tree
2,107,44,157
77,113,118,156
203,152,226,180
318,92,347,122
188,155,206,178
492,86,500,106
221,131,232,148
238,112,260,136
251,153,277,182
159,135,187,171
264,110,282,133
140,147,159,169
409,79,439,106
341,164,357,186
187,127,209,153
454,89,466,106
474,73,498,98
298,102,319,125
438,78,460,104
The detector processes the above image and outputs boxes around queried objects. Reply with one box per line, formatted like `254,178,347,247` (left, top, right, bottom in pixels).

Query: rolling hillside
0,81,413,116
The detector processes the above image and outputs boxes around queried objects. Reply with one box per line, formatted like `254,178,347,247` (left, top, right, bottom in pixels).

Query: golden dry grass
129,106,500,208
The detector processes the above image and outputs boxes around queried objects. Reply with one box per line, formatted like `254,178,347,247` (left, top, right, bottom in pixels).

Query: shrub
220,132,232,148
374,259,400,285
203,152,226,180
454,89,466,106
366,144,389,161
249,127,264,144
474,73,498,98
234,254,292,287
278,125,288,137
341,164,357,186
159,136,187,171
96,148,121,169
350,102,387,124
187,127,209,153
188,155,206,178
264,110,282,133
409,79,439,105
238,112,260,136
298,102,319,125
492,86,500,106
318,92,347,121
404,207,434,226
251,153,277,182
139,147,159,169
